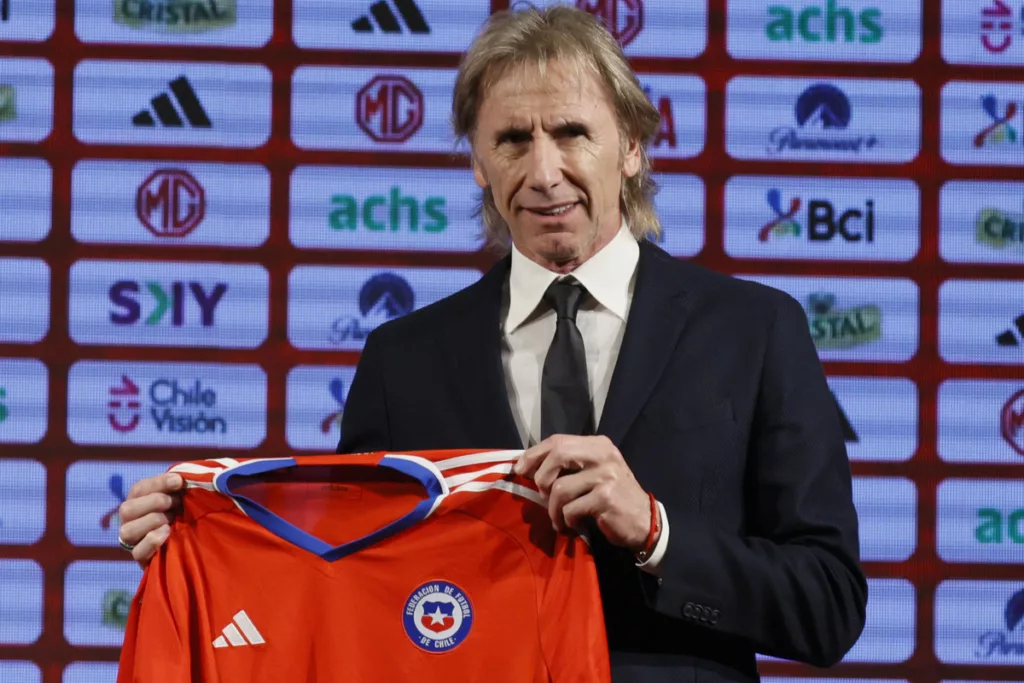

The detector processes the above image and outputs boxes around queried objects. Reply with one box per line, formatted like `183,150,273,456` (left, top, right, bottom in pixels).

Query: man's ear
621,137,642,178
472,154,488,190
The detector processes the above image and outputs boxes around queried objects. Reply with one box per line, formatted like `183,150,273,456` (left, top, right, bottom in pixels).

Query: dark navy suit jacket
338,240,868,683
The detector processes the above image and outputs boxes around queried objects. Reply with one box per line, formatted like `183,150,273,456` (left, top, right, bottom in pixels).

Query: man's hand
117,473,184,566
512,435,655,553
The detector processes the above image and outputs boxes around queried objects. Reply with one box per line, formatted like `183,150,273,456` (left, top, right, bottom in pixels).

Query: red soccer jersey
117,449,610,682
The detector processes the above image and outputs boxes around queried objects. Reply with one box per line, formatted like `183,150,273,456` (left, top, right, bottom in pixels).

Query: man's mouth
526,202,579,216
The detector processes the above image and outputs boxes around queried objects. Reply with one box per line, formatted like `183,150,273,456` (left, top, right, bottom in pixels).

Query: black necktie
540,278,594,439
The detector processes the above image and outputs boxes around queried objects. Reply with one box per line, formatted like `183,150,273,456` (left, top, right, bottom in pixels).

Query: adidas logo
133,76,212,128
1,0,9,22
996,314,1024,347
212,610,265,649
352,0,429,34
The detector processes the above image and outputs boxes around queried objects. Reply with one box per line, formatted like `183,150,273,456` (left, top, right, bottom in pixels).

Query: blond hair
451,4,663,249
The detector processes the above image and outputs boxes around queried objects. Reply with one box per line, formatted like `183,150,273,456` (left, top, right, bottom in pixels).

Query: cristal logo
975,94,1019,148
806,292,881,349
980,1,1023,54
136,169,206,238
356,75,424,143
114,0,237,33
760,189,875,242
765,1,882,44
108,375,228,435
642,85,677,150
329,187,446,233
320,377,346,434
1001,388,1024,456
330,273,415,344
109,281,227,327
974,587,1024,659
769,83,879,155
576,0,644,47
976,203,1024,249
102,588,131,631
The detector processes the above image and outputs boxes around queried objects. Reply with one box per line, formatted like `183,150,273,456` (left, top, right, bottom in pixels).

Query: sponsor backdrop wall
1,0,1023,681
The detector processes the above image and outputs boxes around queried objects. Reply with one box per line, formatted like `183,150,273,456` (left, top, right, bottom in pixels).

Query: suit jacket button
682,603,694,618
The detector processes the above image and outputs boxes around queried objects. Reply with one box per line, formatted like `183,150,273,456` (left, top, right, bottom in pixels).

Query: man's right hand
117,472,184,566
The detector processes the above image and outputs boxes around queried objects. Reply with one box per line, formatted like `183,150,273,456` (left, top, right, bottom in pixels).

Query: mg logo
356,75,424,143
136,169,205,238
576,0,644,47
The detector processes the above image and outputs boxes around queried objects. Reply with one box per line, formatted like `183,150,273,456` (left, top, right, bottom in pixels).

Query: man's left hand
512,434,655,553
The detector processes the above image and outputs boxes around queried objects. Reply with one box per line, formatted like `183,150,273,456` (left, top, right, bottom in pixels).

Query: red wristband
638,492,660,560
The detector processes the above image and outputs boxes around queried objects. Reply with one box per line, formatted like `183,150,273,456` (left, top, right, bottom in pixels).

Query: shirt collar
505,222,639,334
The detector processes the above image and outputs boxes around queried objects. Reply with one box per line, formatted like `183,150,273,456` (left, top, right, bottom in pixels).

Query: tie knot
544,278,587,322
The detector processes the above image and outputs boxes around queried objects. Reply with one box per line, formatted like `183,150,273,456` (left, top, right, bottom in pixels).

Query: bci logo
576,0,644,47
136,169,205,238
765,1,882,45
109,281,227,327
759,188,875,242
329,187,446,233
108,374,227,434
356,75,424,143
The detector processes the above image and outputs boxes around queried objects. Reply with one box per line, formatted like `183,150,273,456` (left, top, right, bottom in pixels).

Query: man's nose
525,137,563,192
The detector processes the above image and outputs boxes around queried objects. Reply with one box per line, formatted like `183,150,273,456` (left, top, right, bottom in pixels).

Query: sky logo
759,189,802,240
975,94,1019,147
109,280,226,327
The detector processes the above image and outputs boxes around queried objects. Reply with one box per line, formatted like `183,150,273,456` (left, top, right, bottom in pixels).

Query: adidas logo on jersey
212,610,265,648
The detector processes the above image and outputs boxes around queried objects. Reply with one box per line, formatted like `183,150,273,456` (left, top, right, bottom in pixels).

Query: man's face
471,59,641,272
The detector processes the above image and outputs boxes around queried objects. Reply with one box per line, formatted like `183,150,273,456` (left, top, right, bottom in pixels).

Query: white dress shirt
501,223,670,574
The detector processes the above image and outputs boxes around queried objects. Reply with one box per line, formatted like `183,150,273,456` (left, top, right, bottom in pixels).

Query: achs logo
133,76,212,129
114,0,237,32
108,375,228,435
1002,388,1024,455
759,189,875,242
769,83,878,156
975,94,1019,148
351,0,429,34
329,187,446,233
974,587,1024,658
642,85,678,150
108,376,141,433
136,169,205,238
806,292,881,349
976,204,1024,249
831,392,858,442
99,474,128,530
109,280,227,327
975,506,1024,544
320,378,346,434
997,314,1024,347
102,588,131,631
765,1,882,44
329,272,415,345
981,1,1023,54
0,84,15,123
356,75,423,143
576,0,643,47
0,386,7,424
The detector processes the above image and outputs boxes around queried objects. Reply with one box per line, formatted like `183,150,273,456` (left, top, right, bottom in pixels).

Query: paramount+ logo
356,75,423,143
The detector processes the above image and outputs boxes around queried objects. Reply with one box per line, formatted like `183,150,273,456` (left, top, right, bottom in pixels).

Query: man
118,6,867,682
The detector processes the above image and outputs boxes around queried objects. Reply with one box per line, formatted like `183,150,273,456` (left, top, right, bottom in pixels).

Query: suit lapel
597,242,692,446
443,256,524,449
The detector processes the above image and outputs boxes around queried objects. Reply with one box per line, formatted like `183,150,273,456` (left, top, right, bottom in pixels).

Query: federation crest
402,580,473,653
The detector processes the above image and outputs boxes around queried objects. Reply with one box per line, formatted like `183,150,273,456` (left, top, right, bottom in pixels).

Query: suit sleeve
643,292,868,667
337,330,392,454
